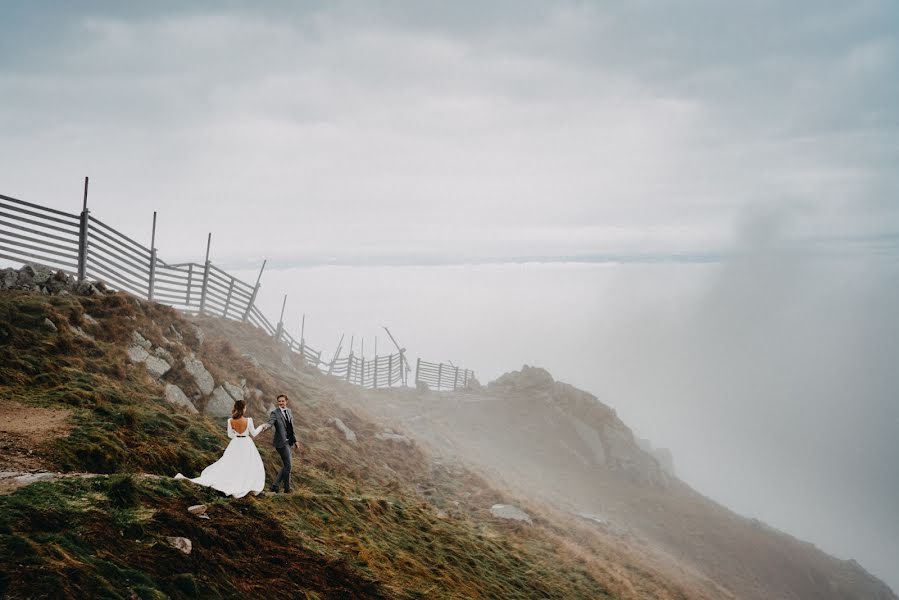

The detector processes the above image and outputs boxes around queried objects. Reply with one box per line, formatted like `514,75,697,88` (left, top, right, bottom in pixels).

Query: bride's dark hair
231,400,246,419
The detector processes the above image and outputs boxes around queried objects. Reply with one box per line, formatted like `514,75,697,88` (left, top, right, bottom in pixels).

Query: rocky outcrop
223,381,244,402
0,265,110,296
183,357,214,395
489,365,669,488
127,335,172,379
206,386,235,418
165,384,197,414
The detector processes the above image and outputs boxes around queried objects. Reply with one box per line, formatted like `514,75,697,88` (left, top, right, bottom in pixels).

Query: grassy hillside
0,288,646,599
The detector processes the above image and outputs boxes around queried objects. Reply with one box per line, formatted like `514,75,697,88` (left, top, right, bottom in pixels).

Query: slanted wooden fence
415,359,475,391
0,183,474,390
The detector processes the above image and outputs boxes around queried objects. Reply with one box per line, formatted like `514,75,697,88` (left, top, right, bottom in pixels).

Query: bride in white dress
175,400,269,498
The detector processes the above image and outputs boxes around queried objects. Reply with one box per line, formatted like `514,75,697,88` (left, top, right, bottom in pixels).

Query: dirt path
0,398,73,472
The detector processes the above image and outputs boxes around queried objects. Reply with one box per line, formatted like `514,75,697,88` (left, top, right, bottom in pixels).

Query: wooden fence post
415,358,421,388
360,356,366,388
453,366,460,391
388,354,394,386
199,233,211,315
373,355,379,389
186,263,194,306
148,211,157,301
223,278,234,317
437,363,443,391
77,177,89,282
274,294,287,342
346,354,353,382
242,259,266,322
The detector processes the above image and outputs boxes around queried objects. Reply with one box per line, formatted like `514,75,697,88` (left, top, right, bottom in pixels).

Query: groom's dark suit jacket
267,407,297,449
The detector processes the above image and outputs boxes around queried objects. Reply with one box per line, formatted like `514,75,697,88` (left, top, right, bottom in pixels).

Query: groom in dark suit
266,394,299,493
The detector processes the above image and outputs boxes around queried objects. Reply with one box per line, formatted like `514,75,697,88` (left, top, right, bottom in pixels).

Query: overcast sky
1,0,897,590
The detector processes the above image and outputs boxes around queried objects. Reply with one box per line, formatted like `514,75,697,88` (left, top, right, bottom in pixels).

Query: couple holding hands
176,394,300,497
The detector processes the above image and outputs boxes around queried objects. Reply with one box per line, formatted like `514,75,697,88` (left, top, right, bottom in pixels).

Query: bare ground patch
0,398,73,471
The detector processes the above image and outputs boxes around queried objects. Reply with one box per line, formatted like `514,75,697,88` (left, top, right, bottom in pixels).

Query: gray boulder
183,357,214,395
223,381,244,402
154,346,175,364
42,318,57,333
490,504,532,523
30,265,53,286
205,386,235,417
165,384,197,414
375,431,412,446
132,331,152,350
164,537,192,555
1,268,18,289
327,418,357,443
127,345,150,363
71,326,94,341
144,355,171,379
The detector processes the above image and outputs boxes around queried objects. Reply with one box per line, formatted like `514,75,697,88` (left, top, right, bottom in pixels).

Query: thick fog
231,213,898,589
1,0,897,591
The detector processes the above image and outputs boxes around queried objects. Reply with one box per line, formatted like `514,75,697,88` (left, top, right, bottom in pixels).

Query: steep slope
316,363,896,600
0,269,719,600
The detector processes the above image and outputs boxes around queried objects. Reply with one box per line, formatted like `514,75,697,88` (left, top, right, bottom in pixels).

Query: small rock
165,384,198,413
42,318,58,333
71,326,95,341
0,268,17,289
30,264,53,285
132,331,152,350
191,325,205,347
187,504,207,516
82,313,99,327
327,418,357,444
576,512,609,525
154,346,175,363
375,432,412,445
168,324,183,342
164,536,192,555
490,504,532,523
127,345,150,363
242,353,261,368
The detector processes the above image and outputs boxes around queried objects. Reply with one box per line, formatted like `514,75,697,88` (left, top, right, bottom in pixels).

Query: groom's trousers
273,445,292,491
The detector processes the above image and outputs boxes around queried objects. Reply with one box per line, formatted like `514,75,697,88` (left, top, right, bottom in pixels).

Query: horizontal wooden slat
87,223,151,268
0,228,77,255
151,283,189,296
0,200,79,226
0,194,79,219
88,215,150,255
87,244,150,282
0,234,78,260
0,249,77,272
86,262,147,298
0,209,79,237
0,217,79,245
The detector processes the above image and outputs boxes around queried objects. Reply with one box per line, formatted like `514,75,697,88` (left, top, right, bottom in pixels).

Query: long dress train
175,418,266,498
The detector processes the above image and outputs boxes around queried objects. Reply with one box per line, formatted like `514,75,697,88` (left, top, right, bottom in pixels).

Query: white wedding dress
175,418,266,498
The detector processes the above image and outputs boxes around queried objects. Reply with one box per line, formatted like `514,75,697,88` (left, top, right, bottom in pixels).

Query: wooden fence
0,186,430,388
415,359,475,391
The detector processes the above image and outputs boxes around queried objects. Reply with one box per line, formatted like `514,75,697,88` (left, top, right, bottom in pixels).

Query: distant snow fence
415,359,476,392
0,182,476,391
